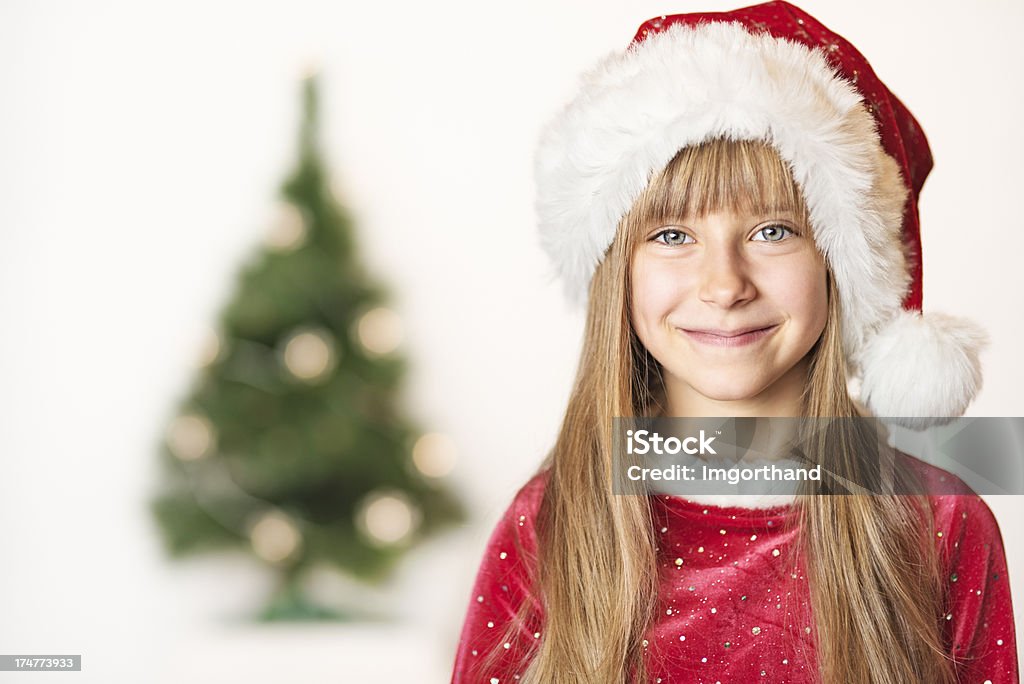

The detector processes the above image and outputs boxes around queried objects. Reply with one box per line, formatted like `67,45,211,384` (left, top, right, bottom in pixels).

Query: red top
451,461,1018,683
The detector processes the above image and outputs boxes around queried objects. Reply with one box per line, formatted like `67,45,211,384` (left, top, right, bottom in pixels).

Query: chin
697,384,768,403
675,372,772,404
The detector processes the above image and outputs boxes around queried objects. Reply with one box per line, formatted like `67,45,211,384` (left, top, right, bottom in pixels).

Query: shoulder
495,468,550,529
898,450,976,497
512,468,551,515
898,451,1007,557
451,470,551,682
477,469,551,572
472,470,552,627
899,455,1021,680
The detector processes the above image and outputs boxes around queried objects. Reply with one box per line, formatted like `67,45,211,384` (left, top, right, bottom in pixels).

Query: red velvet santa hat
535,0,987,429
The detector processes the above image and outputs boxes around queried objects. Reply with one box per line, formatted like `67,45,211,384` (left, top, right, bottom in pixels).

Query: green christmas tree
151,72,465,621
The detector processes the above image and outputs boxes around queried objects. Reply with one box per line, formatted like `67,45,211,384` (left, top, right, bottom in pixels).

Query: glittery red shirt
451,461,1018,683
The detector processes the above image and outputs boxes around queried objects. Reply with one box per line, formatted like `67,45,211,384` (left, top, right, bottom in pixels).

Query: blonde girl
451,2,1018,682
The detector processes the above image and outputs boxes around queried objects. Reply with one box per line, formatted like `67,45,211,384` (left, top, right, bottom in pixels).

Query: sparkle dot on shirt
642,639,649,648
761,670,767,676
711,608,717,614
487,621,494,628
667,608,673,615
720,529,727,535
499,551,507,559
772,549,781,557
741,595,747,601
724,641,731,649
805,626,811,634
490,678,499,684
698,546,705,553
750,534,757,541
946,613,953,621
477,595,484,602
703,509,708,515
675,558,684,566
503,642,511,650
950,573,958,582
534,632,541,638
679,634,686,641
977,590,982,596
752,626,761,635
985,681,992,684
661,527,668,533
702,657,708,663
783,659,789,665
997,639,1004,646
936,531,943,538
688,586,696,592
471,650,478,656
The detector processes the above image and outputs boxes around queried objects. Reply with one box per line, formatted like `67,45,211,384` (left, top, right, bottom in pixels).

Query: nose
698,244,757,308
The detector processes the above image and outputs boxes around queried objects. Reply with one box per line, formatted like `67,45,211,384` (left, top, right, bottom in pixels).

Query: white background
1,0,1022,681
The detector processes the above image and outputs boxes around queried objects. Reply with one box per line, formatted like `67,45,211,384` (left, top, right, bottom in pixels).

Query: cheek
764,256,828,334
630,255,686,335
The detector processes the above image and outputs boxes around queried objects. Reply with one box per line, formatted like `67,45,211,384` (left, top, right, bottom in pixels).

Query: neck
660,357,810,461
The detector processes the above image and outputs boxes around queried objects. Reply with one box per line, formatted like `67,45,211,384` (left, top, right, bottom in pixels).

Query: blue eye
653,229,694,246
752,224,795,242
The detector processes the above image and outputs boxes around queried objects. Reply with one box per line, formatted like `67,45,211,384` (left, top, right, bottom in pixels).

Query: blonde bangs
626,138,810,242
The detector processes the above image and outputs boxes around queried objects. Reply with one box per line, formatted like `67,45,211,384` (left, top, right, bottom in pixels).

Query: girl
451,2,1018,682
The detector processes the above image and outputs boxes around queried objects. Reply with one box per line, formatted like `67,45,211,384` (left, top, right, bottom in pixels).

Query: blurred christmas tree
151,71,465,621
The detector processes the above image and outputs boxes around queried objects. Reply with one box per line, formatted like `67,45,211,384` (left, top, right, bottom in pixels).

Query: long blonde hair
485,138,954,683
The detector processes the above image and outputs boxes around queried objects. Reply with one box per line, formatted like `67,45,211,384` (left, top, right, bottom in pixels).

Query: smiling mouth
678,324,779,348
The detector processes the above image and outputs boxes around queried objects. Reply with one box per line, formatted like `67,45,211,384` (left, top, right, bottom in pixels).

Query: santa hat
534,0,987,429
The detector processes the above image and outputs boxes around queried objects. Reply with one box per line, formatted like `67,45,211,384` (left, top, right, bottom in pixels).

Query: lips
678,324,780,348
682,325,776,338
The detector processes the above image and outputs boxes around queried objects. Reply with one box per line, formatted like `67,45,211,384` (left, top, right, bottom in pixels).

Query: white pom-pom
857,311,988,430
